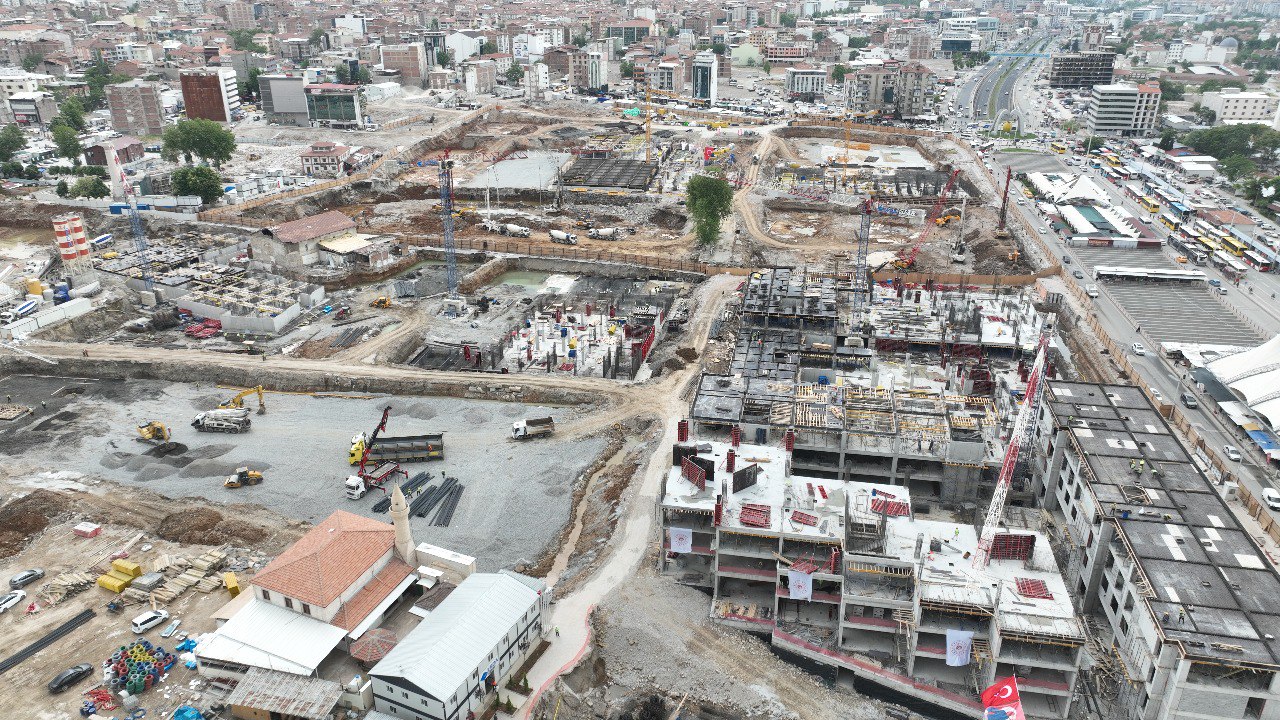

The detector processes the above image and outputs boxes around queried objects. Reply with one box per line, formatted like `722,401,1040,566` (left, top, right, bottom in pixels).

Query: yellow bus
1158,213,1180,231
1221,236,1249,257
1138,196,1160,213
1050,142,1068,154
1198,237,1222,254
1105,154,1123,167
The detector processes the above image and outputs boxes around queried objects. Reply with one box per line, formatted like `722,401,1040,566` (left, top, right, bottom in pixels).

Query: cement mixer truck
548,230,578,245
587,227,623,240
502,223,532,238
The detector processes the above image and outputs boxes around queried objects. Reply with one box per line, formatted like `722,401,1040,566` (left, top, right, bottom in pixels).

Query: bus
1158,213,1180,231
1105,153,1124,167
1102,167,1121,184
1243,251,1274,272
1198,236,1223,254
1139,196,1160,213
1220,236,1249,257
1050,142,1068,154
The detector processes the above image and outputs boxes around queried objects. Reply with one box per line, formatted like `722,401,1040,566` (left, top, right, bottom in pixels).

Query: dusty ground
0,482,304,720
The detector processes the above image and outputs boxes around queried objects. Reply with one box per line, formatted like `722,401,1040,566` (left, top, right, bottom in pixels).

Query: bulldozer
371,297,392,309
219,385,266,414
224,467,264,488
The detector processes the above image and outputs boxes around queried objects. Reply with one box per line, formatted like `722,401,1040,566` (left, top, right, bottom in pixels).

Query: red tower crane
894,168,962,270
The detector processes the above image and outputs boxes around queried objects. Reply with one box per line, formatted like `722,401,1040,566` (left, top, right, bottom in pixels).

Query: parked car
1223,444,1243,462
1180,392,1198,408
1062,255,1072,264
1264,488,1280,512
130,609,170,634
47,664,94,693
0,589,25,613
1131,342,1147,356
9,568,43,589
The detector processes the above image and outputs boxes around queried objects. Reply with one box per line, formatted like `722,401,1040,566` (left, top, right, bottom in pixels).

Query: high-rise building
1201,90,1280,126
1085,81,1161,137
654,61,678,91
1080,23,1108,52
1047,51,1116,89
585,51,606,91
896,63,938,119
179,67,240,122
692,50,717,102
222,1,257,30
106,80,165,137
258,74,309,126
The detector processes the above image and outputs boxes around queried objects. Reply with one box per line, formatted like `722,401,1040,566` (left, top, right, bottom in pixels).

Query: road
952,36,1052,128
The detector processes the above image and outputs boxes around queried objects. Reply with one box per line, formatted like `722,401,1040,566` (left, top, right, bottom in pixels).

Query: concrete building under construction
1033,381,1280,720
659,439,1085,719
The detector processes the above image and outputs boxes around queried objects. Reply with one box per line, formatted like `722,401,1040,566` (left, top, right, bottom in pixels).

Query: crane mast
112,146,152,290
438,154,459,298
973,331,1051,569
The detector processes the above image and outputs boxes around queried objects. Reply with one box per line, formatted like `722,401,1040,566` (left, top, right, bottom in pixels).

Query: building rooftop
224,667,342,720
1046,380,1280,668
252,510,394,606
266,211,356,245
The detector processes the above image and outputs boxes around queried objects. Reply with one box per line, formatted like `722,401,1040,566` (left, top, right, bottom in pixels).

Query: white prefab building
370,572,548,720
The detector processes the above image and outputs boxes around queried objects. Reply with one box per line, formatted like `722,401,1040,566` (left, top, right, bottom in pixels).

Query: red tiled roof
330,557,414,631
252,511,393,605
269,211,355,244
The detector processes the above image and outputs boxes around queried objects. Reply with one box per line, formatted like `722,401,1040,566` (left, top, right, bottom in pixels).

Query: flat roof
195,599,348,675
1047,380,1280,667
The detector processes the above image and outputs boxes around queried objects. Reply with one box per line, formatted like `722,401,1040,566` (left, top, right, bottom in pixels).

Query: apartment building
897,62,938,119
692,51,717,102
1048,51,1116,89
848,65,897,116
659,439,1084,719
380,44,430,87
604,19,653,46
1201,90,1280,127
179,67,239,123
784,64,826,101
1033,381,1280,720
1085,82,1161,137
106,80,165,137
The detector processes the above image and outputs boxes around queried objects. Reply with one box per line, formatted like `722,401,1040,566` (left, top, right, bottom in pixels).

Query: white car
0,589,25,613
1223,445,1243,462
1131,342,1147,356
1264,488,1280,511
131,609,170,634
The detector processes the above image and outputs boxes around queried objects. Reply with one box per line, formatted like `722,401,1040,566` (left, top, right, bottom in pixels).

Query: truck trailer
349,433,444,464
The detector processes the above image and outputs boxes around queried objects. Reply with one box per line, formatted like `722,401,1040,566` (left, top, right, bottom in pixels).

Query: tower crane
851,198,873,318
972,330,1051,569
111,146,153,290
890,168,961,271
438,152,459,299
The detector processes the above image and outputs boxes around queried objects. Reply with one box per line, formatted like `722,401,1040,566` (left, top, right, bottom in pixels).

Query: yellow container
96,574,129,593
25,279,42,296
111,559,142,578
223,572,240,598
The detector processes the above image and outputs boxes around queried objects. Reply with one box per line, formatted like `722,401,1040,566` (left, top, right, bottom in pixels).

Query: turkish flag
982,677,1023,720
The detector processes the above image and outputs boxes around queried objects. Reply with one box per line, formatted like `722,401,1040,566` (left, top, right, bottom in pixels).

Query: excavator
371,297,392,309
224,466,264,488
219,386,265,414
136,421,176,453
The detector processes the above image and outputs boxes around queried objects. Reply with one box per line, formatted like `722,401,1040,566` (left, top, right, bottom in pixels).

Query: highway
953,36,1053,127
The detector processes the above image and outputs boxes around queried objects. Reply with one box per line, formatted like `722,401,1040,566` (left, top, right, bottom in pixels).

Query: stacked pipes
372,472,434,513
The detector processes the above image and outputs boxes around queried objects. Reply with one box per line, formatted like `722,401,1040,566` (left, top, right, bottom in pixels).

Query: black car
48,663,93,693
9,568,43,589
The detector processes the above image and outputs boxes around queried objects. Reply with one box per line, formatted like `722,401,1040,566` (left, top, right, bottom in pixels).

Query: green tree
505,63,525,85
436,49,453,68
172,165,225,204
429,18,440,31
1157,79,1184,101
831,64,849,83
239,67,263,101
686,174,733,246
571,35,587,48
848,36,870,49
52,125,82,165
0,124,26,161
82,61,130,110
55,179,68,197
1184,123,1262,160
1200,79,1246,93
161,118,236,167
309,27,327,47
482,41,499,54
23,163,39,180
711,42,727,55
21,53,41,71
1083,136,1106,153
1190,102,1216,125
70,176,109,198
761,60,772,75
1253,70,1269,84
334,63,351,84
1157,129,1177,151
227,29,266,52
58,96,86,132
1062,119,1080,133
779,12,797,27
356,67,372,84
746,57,757,68
0,161,21,177
619,61,634,79
1220,154,1257,181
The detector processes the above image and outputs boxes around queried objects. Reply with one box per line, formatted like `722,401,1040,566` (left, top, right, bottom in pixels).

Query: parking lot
994,150,1071,174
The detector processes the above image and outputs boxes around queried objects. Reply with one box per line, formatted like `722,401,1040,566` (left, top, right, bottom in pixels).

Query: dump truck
548,230,578,245
587,227,623,240
224,467,263,488
192,408,252,433
512,417,555,440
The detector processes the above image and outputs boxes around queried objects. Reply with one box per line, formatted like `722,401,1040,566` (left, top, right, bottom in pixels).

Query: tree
0,161,21,177
482,41,499,54
429,18,440,31
23,163,39,180
57,96,86,132
505,64,525,85
848,36,870,49
1190,102,1216,125
172,165,225,204
0,124,25,162
619,61,634,79
1157,130,1177,151
70,176,109,198
82,60,130,110
687,175,733,246
761,60,772,75
1062,119,1080,133
161,119,236,167
21,53,41,71
1253,70,1270,84
711,42,727,55
227,29,266,53
779,12,797,28
1083,136,1106,153
335,63,351,84
240,67,263,101
813,31,827,43
1157,79,1184,101
55,179,68,197
436,49,454,69
52,125,82,165
308,27,327,47
1220,154,1257,181
1184,124,1259,160
1200,79,1246,93
831,64,849,83
571,35,587,48
746,57,757,68
355,67,371,84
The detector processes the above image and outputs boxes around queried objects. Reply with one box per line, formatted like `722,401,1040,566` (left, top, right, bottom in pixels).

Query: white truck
548,230,578,245
502,223,531,238
0,300,38,324
587,227,625,240
191,408,252,433
512,417,555,440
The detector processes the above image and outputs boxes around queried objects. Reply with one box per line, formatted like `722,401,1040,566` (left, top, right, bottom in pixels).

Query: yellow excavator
219,386,266,414
371,297,392,309
136,421,177,453
224,466,264,488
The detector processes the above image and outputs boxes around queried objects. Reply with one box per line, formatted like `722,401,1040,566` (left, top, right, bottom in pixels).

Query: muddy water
0,225,54,258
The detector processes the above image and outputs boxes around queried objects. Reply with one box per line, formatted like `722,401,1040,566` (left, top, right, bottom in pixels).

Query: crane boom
896,168,961,270
973,331,1051,568
358,406,393,476
439,154,459,298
